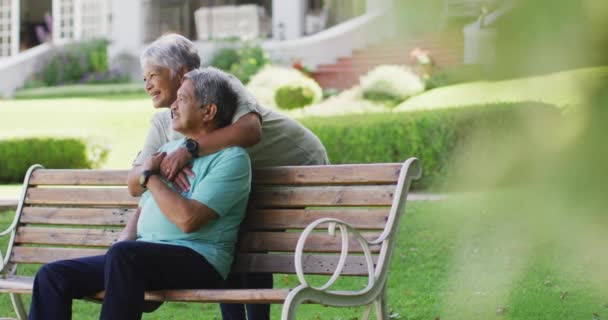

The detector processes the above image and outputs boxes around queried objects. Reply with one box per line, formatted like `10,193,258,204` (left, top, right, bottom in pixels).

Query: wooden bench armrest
294,217,377,292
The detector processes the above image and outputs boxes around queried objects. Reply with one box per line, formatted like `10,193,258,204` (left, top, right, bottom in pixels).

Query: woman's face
142,64,181,109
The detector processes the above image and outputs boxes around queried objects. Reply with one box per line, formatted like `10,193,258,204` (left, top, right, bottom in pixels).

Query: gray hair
140,34,201,76
184,67,238,128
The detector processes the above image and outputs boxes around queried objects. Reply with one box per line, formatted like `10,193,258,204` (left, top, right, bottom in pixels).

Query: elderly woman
127,34,329,320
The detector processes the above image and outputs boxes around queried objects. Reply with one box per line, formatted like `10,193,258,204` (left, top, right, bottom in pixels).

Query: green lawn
14,82,147,100
0,97,156,170
0,193,605,319
396,67,608,112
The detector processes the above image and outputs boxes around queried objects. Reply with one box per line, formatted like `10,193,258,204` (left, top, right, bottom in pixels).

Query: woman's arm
161,112,261,181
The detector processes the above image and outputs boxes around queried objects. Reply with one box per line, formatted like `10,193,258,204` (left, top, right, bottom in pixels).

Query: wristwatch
185,138,199,159
139,170,158,189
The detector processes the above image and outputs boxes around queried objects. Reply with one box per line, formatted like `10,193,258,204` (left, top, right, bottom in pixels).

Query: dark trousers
219,273,273,320
29,240,223,320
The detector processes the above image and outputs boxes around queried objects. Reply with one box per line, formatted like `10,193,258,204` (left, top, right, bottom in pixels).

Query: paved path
0,199,18,211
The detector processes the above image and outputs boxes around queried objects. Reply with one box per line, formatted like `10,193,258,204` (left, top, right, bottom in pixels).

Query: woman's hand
160,148,195,192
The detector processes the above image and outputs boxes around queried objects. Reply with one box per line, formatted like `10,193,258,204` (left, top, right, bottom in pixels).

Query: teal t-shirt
137,139,251,279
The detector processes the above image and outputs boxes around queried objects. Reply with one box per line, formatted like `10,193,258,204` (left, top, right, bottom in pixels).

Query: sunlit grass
396,67,608,112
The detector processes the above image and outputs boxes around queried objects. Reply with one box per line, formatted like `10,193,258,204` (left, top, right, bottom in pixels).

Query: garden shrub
26,40,128,88
210,45,269,84
360,65,425,105
275,85,316,110
300,102,562,189
0,137,109,183
247,65,322,109
425,64,487,90
210,48,240,71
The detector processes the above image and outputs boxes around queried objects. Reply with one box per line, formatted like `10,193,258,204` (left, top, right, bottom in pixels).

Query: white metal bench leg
362,302,373,320
10,293,27,320
362,284,388,320
375,284,388,320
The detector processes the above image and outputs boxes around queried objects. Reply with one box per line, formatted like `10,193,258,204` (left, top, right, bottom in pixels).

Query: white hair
140,34,201,76
184,67,238,128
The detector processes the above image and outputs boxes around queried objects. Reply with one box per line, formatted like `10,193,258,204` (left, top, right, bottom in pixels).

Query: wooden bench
0,158,420,320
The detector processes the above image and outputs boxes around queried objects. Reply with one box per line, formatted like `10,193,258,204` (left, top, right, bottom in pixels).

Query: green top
137,139,251,279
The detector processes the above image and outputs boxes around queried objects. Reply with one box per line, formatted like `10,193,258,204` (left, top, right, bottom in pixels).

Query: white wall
0,43,53,98
108,0,145,78
272,0,306,40
263,10,388,68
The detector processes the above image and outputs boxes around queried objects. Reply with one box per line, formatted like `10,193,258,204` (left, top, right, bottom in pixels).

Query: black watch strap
140,170,158,189
185,138,199,158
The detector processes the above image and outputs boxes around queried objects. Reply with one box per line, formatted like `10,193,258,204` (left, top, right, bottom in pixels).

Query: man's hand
143,151,167,173
160,148,195,192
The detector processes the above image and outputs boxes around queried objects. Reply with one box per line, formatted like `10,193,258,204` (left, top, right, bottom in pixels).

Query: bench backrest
2,161,420,280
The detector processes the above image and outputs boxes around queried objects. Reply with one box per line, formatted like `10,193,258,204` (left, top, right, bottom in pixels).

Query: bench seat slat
25,185,394,208
14,227,381,253
251,185,395,207
0,277,290,303
253,163,402,185
28,164,402,186
243,208,389,230
233,253,377,275
20,207,389,230
21,207,135,226
15,227,120,247
25,188,139,206
239,232,381,253
29,170,128,186
11,247,107,264
10,247,375,276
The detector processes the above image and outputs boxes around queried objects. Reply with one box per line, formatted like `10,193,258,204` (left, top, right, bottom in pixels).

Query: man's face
143,64,181,109
171,79,205,134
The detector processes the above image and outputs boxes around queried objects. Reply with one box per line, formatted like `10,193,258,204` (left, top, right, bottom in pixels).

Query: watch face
186,139,196,151
186,139,198,157
139,173,146,186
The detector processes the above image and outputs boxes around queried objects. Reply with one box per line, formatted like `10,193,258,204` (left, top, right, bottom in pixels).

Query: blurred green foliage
0,137,109,183
493,0,608,78
425,64,487,90
210,45,269,84
301,102,561,189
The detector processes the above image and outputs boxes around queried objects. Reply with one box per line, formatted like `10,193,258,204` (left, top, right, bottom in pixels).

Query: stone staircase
311,32,464,90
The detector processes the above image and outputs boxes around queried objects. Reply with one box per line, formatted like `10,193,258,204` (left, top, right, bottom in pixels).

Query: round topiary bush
360,65,425,105
247,65,323,109
274,85,316,110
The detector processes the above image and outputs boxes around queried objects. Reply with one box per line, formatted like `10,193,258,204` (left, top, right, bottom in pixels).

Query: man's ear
202,103,218,122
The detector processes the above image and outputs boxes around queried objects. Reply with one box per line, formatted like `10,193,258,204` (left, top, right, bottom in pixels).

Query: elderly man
28,68,250,320
129,33,329,320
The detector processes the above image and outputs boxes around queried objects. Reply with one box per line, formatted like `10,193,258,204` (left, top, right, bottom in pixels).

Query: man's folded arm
146,175,218,233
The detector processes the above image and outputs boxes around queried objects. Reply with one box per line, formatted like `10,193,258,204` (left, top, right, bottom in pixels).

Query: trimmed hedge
301,102,562,189
0,137,109,183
